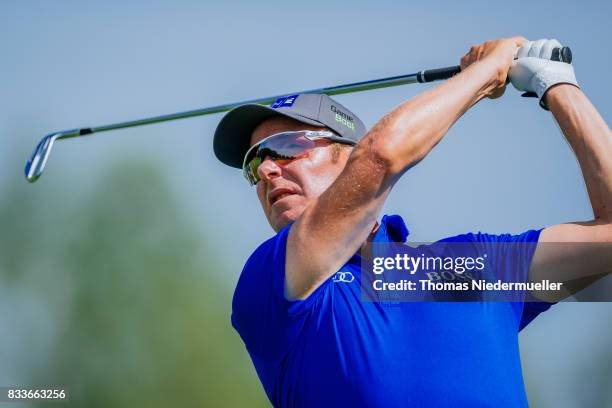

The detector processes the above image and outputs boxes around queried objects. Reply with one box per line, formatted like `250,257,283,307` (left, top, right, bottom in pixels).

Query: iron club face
25,129,79,183
22,71,424,183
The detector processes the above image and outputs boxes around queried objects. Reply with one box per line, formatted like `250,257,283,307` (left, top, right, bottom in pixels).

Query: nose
257,157,283,182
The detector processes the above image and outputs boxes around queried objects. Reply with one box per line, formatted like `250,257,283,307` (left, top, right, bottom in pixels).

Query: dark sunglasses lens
261,133,313,154
245,156,261,185
244,133,318,185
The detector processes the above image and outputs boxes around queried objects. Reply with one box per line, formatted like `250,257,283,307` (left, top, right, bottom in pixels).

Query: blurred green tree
0,160,268,407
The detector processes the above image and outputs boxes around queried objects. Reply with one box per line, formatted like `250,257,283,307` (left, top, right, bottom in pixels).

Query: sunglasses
242,130,355,186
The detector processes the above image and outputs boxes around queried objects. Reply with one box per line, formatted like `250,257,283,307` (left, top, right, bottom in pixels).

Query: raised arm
530,85,612,298
286,37,526,300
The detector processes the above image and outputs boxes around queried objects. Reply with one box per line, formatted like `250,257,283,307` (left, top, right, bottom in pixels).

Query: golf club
24,47,572,183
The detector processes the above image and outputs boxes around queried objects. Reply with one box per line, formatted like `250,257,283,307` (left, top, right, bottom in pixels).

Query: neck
360,221,380,250
358,221,381,260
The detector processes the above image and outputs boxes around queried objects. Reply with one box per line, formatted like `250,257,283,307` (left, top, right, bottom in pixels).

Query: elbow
353,130,422,180
349,141,400,184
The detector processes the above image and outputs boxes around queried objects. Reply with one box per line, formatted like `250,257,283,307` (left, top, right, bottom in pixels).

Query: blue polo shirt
231,215,552,407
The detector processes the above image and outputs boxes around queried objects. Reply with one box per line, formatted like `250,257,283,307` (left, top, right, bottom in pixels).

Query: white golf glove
509,39,579,110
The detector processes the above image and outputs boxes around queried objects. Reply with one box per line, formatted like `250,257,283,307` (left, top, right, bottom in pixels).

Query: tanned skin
249,38,612,301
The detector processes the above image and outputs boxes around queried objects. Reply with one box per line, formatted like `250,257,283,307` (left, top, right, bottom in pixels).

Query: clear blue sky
1,1,610,406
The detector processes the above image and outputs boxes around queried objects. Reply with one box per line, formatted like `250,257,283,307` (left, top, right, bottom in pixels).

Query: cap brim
213,104,323,168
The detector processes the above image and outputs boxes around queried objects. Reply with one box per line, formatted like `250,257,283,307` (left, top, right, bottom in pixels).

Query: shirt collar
372,214,410,243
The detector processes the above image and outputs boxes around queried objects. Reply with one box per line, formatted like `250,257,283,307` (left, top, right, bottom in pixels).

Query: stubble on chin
270,210,296,233
269,202,307,233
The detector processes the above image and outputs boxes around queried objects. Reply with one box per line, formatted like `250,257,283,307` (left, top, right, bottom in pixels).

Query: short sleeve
231,223,329,362
440,229,554,331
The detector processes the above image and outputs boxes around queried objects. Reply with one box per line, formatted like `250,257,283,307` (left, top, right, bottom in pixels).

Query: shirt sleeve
230,222,330,362
440,229,554,331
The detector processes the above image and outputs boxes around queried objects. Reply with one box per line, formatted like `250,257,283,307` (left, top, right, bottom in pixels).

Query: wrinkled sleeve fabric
440,229,554,331
231,223,329,362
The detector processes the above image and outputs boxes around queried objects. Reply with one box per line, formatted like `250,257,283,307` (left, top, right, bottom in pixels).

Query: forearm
314,59,498,239
547,85,612,222
356,60,495,179
288,61,497,299
286,38,521,300
530,86,612,294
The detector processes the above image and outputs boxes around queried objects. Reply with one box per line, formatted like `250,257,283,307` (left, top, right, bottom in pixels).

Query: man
213,37,611,407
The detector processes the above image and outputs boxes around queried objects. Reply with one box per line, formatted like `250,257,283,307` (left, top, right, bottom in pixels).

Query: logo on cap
331,105,355,131
271,94,299,109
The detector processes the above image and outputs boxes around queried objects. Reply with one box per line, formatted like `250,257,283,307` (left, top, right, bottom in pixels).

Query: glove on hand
509,39,579,110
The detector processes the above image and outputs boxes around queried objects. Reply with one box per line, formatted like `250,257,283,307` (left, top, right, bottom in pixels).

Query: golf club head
24,129,78,182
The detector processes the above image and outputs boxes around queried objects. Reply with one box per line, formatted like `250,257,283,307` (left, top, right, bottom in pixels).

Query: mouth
268,189,296,206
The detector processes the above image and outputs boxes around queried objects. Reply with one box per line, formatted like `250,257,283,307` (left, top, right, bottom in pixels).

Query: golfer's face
250,117,348,232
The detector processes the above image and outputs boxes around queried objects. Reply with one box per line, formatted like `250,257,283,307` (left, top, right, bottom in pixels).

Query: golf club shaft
24,46,572,182
61,68,453,140
39,47,575,141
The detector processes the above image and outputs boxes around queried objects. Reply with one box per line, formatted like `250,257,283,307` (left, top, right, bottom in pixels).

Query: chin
270,206,305,233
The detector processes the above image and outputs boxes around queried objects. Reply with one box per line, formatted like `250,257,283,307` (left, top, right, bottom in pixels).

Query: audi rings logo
333,271,355,283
